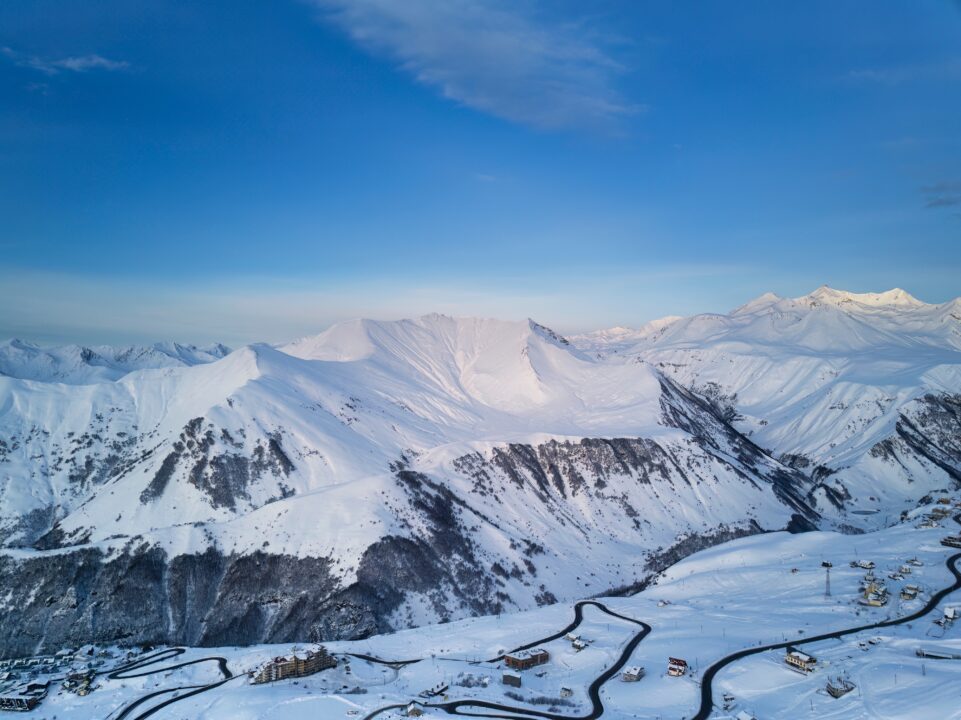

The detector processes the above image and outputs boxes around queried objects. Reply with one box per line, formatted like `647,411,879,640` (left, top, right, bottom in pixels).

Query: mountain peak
801,285,925,309
732,291,782,315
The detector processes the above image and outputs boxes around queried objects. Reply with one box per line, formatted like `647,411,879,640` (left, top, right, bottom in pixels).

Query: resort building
785,648,817,672
503,649,549,671
251,647,337,684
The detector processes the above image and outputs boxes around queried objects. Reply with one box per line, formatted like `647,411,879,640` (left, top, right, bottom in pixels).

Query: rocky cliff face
0,392,815,658
0,546,355,659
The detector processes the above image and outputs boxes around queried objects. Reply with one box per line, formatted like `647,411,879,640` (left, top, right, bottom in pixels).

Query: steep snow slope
0,315,814,656
0,338,230,384
575,287,961,526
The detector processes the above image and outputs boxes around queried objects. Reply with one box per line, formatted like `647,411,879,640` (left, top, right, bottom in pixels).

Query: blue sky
2,1,960,345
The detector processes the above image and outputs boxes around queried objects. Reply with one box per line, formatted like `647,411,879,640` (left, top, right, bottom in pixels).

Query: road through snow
692,514,961,719
104,516,961,720
361,600,651,720
106,648,238,720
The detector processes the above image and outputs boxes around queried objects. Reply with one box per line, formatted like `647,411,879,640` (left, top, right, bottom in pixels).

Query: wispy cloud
922,181,961,209
2,46,129,75
845,58,961,86
307,0,640,130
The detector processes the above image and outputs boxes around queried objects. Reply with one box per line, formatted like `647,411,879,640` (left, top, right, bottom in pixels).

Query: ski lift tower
822,561,833,599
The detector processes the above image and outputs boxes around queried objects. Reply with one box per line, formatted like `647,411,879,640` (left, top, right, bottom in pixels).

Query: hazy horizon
1,280,956,348
2,1,960,345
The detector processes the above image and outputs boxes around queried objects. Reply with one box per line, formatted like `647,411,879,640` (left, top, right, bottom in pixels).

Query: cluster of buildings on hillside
850,554,931,607
917,497,961,530
0,681,49,712
61,669,97,696
858,568,889,607
0,647,114,713
0,650,77,679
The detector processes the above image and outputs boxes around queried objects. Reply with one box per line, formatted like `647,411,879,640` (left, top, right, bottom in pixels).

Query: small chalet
503,648,549,671
560,687,573,698
502,671,522,688
859,580,888,607
901,584,920,601
405,702,425,717
621,666,645,682
826,676,856,698
785,648,816,672
667,657,688,677
941,535,961,549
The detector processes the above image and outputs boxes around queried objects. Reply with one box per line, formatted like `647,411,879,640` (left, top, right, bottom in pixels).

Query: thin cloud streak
845,58,961,86
1,46,129,75
922,181,961,209
307,0,641,130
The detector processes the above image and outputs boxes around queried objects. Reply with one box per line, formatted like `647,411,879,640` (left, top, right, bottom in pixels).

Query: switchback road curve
105,647,239,720
692,513,961,720
361,600,651,720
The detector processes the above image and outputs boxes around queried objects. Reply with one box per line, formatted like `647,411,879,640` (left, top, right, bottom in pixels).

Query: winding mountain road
360,516,961,720
691,513,961,719
360,600,651,720
103,514,961,720
105,647,239,720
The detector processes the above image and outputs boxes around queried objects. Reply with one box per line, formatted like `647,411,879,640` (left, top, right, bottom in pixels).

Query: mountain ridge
0,288,958,657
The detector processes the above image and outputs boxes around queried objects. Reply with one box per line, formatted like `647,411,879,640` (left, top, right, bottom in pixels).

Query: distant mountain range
0,287,958,658
572,286,961,525
0,339,230,384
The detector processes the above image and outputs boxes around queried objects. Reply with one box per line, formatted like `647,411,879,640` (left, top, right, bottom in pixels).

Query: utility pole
825,565,832,598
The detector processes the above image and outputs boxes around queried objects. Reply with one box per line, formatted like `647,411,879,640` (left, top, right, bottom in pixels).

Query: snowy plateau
1,286,960,719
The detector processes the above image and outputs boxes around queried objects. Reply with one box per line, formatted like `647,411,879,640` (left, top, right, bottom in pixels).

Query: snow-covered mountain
572,286,961,528
0,314,817,657
0,338,230,384
0,291,958,658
